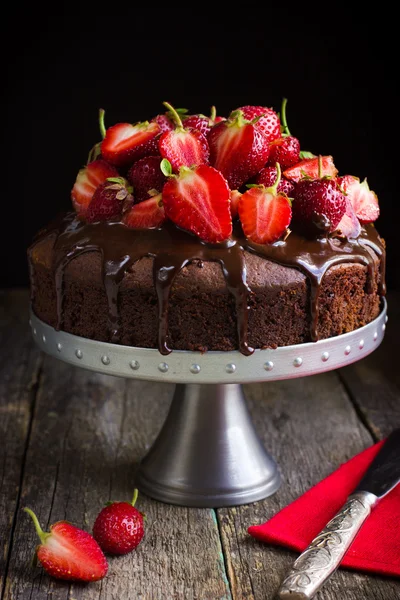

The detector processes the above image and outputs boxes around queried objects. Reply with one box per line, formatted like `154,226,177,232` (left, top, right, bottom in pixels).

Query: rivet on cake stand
29,300,387,508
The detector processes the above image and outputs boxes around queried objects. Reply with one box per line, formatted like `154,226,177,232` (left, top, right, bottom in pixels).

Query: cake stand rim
29,298,387,384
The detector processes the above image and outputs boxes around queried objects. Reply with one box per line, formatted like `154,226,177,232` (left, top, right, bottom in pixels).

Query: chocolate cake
27,100,386,355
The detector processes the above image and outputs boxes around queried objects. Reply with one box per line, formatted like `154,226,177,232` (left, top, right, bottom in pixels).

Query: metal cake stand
29,300,387,508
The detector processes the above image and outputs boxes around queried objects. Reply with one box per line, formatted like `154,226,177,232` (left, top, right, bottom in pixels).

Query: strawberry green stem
24,508,51,544
131,489,139,507
107,177,126,185
269,163,282,195
228,109,246,128
280,98,291,136
99,109,106,139
163,102,184,130
210,106,217,122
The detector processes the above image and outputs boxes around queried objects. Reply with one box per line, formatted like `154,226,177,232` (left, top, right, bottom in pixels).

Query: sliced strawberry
337,175,380,224
238,165,292,244
86,177,133,223
230,190,242,219
122,193,166,229
101,120,161,167
127,156,166,203
71,159,119,216
162,164,232,243
159,102,209,172
238,105,281,142
208,110,270,189
335,195,361,239
24,508,107,582
283,155,338,182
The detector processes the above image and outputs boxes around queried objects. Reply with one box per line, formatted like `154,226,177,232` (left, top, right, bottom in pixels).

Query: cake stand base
135,383,280,507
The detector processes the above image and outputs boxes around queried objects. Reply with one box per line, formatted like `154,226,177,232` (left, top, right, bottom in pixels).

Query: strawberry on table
238,105,281,143
122,192,166,229
100,109,161,168
24,507,108,582
158,102,210,172
208,109,271,189
127,155,167,204
238,163,292,244
93,489,145,555
337,175,380,223
283,155,338,182
86,177,133,223
71,159,119,216
161,159,232,243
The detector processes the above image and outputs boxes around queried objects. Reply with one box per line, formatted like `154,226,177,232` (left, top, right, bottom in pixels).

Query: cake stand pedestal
29,300,387,507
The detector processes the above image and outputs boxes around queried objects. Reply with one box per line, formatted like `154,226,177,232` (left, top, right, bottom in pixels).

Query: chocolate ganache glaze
28,212,386,355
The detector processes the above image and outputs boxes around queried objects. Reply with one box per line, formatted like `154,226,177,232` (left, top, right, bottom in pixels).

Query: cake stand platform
29,300,387,507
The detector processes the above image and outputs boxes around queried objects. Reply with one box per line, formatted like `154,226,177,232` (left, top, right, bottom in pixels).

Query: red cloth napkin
248,439,400,577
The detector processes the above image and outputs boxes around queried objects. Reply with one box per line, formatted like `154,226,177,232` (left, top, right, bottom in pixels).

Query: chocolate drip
30,213,386,354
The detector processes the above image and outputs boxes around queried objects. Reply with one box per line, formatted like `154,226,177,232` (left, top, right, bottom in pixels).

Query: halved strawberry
335,195,361,239
122,193,166,229
230,190,242,219
24,507,108,582
283,155,338,182
208,110,270,189
238,165,292,244
162,162,232,243
337,175,380,224
159,102,209,172
101,120,161,168
71,159,119,216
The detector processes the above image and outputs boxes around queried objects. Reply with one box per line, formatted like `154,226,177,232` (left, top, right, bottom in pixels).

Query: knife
278,428,400,600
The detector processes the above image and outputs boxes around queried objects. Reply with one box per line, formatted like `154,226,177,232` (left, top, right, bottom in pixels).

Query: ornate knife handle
278,491,378,600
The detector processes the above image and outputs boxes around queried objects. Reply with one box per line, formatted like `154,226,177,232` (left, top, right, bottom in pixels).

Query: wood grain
0,290,43,595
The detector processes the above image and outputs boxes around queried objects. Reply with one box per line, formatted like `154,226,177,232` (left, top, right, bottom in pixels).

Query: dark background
2,7,398,290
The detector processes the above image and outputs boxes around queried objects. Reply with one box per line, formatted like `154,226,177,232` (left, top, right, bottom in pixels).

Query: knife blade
278,429,400,600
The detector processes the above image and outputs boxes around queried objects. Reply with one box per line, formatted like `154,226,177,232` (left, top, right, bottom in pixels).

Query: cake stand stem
135,383,281,507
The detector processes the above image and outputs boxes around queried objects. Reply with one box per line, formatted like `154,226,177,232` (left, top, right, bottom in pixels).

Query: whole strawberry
267,98,300,169
93,489,145,555
255,165,295,196
238,105,281,143
208,109,271,189
292,163,346,237
86,177,133,223
24,507,108,582
183,106,224,137
127,155,166,203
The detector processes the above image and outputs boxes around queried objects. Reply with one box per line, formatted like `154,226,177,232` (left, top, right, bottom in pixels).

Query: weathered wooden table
1,289,399,600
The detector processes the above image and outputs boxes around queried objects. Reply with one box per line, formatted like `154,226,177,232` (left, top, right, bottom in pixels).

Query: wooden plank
0,289,43,595
3,356,231,599
217,373,400,600
338,291,400,438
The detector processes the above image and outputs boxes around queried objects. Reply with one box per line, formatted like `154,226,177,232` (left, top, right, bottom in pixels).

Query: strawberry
24,507,107,582
283,155,338,182
238,164,292,244
158,102,209,172
238,105,281,142
161,160,232,243
152,107,189,133
100,108,161,168
337,175,380,223
208,110,271,189
122,192,166,229
93,489,144,555
71,159,119,216
86,177,133,223
292,177,346,237
183,106,225,137
127,155,166,203
266,98,301,169
230,190,242,219
335,195,361,239
255,165,295,196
